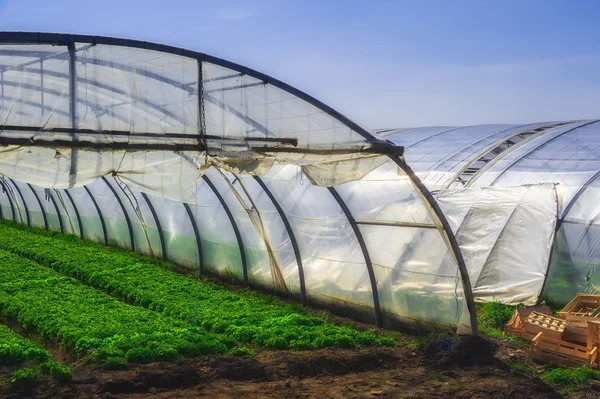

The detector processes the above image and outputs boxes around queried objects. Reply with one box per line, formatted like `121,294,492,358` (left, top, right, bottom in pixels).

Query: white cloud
213,8,256,21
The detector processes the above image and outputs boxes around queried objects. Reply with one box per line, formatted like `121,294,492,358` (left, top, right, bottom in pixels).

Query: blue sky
0,0,599,129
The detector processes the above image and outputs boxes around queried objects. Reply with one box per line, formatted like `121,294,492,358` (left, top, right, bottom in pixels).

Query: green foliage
476,301,515,338
541,366,600,387
48,362,73,382
0,248,228,365
0,221,392,352
0,325,50,365
104,356,126,369
510,362,537,378
11,368,38,385
228,346,254,356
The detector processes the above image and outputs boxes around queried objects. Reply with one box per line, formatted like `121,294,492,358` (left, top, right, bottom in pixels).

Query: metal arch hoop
26,183,48,230
83,185,108,245
47,190,65,234
140,192,167,261
254,176,307,306
0,31,478,333
183,203,204,275
0,180,16,221
63,190,84,239
102,176,135,251
390,155,478,334
328,186,382,327
9,179,30,227
202,174,248,286
487,120,600,187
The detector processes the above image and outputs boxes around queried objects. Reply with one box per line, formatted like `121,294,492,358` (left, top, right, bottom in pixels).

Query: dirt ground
2,336,599,399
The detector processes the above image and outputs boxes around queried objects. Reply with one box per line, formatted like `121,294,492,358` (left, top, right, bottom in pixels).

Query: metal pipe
328,187,382,327
202,174,248,286
63,190,84,239
26,183,48,230
183,203,204,274
83,186,108,245
254,176,307,305
140,193,167,261
102,176,135,251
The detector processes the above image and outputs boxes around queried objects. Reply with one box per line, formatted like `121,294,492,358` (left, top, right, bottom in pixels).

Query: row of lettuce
0,324,72,383
0,221,394,382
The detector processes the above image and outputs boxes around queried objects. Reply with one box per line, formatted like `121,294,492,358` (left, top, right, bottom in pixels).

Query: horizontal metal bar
0,32,377,143
355,220,438,229
205,81,265,94
0,124,298,146
204,73,243,83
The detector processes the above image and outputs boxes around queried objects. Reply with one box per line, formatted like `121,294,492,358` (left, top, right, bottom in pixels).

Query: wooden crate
523,312,566,341
557,293,600,321
504,306,552,340
531,332,598,368
564,321,589,346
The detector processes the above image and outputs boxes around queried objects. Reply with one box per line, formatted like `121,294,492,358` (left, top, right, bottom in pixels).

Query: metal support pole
67,43,78,188
140,193,167,261
184,203,204,274
102,176,135,251
83,186,108,245
254,176,306,305
328,187,382,327
0,180,16,221
47,190,65,234
202,175,248,286
27,183,48,230
10,179,30,227
63,190,84,239
391,155,478,334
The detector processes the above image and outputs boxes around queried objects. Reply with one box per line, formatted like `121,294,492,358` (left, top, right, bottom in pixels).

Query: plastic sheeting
0,33,475,333
384,120,600,306
0,163,473,333
436,184,558,305
0,35,401,203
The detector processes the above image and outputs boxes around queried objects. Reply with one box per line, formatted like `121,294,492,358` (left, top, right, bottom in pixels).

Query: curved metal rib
0,180,15,221
202,174,248,286
183,203,204,275
9,179,30,227
47,190,65,234
102,176,135,251
328,187,382,327
390,155,478,334
140,192,167,261
487,120,599,187
254,176,307,305
83,186,108,245
63,190,84,239
462,121,577,188
26,183,48,230
441,122,546,188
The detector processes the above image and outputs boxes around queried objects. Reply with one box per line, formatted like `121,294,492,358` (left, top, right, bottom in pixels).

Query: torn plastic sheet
0,142,402,203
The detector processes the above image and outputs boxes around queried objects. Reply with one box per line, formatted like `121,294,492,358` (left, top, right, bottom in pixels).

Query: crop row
0,249,229,365
0,324,72,382
0,324,49,366
0,221,394,349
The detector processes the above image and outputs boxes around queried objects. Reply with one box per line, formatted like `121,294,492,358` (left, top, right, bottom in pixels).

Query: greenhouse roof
0,32,478,334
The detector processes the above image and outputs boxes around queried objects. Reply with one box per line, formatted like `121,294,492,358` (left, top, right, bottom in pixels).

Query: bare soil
2,336,599,399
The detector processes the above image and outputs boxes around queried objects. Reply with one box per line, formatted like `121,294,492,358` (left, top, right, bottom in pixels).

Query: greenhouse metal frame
0,32,478,334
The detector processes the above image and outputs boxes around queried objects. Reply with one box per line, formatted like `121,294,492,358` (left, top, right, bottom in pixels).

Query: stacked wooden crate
504,294,600,368
505,306,552,340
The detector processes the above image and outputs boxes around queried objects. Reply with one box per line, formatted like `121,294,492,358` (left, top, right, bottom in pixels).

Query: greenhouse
382,121,600,308
0,32,597,338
